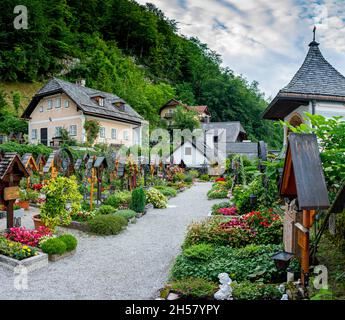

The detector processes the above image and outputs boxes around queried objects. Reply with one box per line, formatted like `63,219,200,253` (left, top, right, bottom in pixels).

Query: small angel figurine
214,273,233,300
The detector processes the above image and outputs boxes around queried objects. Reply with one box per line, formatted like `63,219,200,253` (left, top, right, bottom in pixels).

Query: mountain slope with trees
0,0,282,147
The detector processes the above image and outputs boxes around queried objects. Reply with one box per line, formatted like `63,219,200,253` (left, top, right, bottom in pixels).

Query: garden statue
214,273,233,300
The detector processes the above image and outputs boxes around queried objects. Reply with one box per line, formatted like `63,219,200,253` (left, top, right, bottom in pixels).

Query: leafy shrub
188,170,199,179
153,186,177,198
114,209,137,221
199,174,210,181
146,188,167,208
59,234,78,251
71,210,97,222
88,215,128,235
232,281,281,300
207,183,228,199
170,244,282,283
104,191,132,209
183,244,214,261
183,217,255,248
184,174,193,184
170,277,218,298
40,238,67,255
129,187,146,213
97,205,116,215
173,172,186,182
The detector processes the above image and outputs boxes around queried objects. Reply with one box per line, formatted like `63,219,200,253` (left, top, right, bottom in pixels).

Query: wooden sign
4,186,20,201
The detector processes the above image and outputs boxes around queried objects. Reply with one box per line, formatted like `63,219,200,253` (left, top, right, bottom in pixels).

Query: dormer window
114,101,125,112
91,95,105,107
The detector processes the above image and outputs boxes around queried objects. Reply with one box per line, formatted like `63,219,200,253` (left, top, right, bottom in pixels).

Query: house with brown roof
159,99,211,126
22,78,146,147
263,30,345,146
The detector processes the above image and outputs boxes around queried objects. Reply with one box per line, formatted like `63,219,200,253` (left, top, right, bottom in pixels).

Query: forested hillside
0,0,282,147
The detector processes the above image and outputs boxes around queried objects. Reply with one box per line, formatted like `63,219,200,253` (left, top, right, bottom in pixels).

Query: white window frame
64,100,69,108
39,105,44,113
55,126,62,137
99,98,104,107
111,128,117,140
100,127,106,138
123,130,129,141
32,129,37,140
69,125,77,136
55,98,61,108
47,99,52,110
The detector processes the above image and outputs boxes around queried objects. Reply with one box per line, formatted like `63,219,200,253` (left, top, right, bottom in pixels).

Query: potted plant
34,176,82,230
18,190,30,210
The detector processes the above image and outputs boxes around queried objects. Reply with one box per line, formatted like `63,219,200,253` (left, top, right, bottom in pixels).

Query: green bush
199,174,210,182
232,281,281,300
170,277,218,298
153,186,177,198
173,172,186,182
146,188,167,208
170,244,283,283
88,215,128,235
40,238,67,255
184,175,193,184
188,170,199,179
59,234,78,252
113,209,137,221
104,191,132,209
129,187,146,213
183,244,214,261
97,205,116,215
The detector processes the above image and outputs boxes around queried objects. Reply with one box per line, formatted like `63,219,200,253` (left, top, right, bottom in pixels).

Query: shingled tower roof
263,31,345,120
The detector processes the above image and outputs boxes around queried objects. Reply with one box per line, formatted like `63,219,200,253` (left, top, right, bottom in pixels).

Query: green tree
172,105,200,131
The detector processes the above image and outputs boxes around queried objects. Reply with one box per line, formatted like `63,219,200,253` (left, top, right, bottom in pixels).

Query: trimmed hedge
129,187,146,213
113,209,137,221
40,238,67,255
88,215,128,235
59,234,78,251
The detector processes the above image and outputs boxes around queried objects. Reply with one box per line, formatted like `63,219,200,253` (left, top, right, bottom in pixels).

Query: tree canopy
0,0,282,147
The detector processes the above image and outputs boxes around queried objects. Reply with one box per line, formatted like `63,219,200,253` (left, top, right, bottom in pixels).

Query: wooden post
89,167,95,211
301,210,310,286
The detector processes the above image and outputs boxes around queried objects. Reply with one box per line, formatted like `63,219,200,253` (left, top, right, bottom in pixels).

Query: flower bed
5,226,52,247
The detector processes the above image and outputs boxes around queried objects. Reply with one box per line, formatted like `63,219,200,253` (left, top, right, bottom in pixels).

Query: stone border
64,221,89,232
48,249,76,262
0,252,48,272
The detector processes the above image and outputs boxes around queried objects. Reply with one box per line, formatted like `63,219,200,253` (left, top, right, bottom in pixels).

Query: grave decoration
93,156,108,203
0,152,29,228
21,153,39,188
43,151,59,181
85,156,96,209
36,154,46,181
280,133,330,287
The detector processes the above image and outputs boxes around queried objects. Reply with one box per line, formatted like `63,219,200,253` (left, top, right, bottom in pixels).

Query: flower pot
18,200,30,210
32,214,45,229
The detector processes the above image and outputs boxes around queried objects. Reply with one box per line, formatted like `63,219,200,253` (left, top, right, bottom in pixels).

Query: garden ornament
281,294,289,300
214,273,233,300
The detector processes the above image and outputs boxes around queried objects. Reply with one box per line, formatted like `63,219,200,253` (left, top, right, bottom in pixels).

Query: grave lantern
271,251,294,271
280,133,330,287
0,152,29,228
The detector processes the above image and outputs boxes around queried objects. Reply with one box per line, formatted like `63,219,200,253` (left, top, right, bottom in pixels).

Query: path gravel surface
0,182,221,300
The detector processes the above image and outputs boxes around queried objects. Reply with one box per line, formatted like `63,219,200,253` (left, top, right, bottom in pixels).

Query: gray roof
263,40,345,120
23,78,144,124
202,122,246,143
281,41,345,96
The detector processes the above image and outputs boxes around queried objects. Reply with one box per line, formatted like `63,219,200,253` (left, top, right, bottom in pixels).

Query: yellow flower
23,246,28,250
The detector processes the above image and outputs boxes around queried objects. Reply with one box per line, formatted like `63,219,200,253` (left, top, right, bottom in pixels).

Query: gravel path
0,182,221,300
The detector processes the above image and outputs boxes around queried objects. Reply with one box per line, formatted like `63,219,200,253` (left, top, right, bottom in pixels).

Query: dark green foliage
0,141,51,158
170,244,283,283
0,0,281,146
104,192,132,209
170,277,218,298
199,174,210,182
59,234,78,252
232,281,281,300
97,205,116,215
113,209,137,221
129,187,146,213
88,215,128,235
183,244,214,261
184,175,193,184
40,238,67,255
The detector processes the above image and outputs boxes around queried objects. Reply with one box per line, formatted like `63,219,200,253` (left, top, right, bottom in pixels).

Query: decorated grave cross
280,133,330,287
21,153,39,188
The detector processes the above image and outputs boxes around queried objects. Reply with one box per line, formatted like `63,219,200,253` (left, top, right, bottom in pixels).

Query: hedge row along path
0,182,222,300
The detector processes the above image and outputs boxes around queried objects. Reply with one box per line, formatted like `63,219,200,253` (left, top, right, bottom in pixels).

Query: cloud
136,0,345,98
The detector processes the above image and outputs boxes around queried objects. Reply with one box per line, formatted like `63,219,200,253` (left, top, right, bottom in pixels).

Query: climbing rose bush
5,226,52,247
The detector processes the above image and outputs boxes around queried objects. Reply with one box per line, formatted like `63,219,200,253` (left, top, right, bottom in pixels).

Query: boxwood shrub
113,209,137,221
97,205,116,215
129,187,146,213
59,234,78,251
88,215,128,235
40,238,67,255
103,191,132,209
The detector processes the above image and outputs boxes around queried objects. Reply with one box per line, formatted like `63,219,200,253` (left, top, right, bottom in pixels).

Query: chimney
76,79,86,87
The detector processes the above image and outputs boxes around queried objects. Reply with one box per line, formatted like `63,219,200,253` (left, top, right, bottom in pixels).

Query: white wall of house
171,141,209,167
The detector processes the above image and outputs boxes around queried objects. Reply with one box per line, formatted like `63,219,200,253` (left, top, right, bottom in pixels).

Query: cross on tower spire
313,26,316,42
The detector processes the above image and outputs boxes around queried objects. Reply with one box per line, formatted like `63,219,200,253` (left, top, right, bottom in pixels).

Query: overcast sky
136,0,345,99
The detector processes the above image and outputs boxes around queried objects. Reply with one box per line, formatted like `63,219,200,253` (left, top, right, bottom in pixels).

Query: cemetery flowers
5,226,52,247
